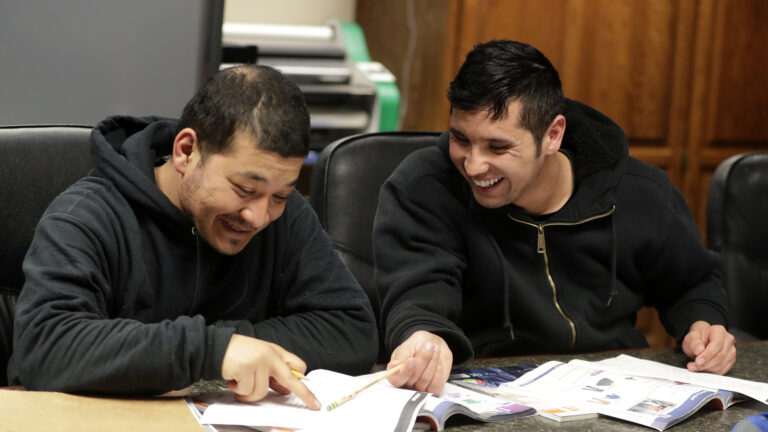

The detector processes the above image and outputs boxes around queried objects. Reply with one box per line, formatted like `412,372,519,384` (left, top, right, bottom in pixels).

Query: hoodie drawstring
189,226,202,314
483,221,516,342
606,215,619,306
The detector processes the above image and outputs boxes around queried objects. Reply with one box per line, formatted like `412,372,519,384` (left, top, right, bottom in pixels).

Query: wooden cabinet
357,0,768,348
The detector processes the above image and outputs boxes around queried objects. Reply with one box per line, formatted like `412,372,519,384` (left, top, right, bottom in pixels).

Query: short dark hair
178,64,310,159
448,40,564,145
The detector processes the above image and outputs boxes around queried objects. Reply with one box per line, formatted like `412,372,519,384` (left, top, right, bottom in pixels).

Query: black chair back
0,125,94,385
310,131,439,360
706,151,768,340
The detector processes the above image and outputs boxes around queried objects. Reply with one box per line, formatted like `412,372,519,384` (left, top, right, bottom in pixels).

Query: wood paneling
356,0,768,349
708,1,768,142
355,0,458,131
683,0,768,233
454,0,569,70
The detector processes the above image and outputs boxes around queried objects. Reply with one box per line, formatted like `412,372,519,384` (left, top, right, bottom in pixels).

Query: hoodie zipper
507,205,616,349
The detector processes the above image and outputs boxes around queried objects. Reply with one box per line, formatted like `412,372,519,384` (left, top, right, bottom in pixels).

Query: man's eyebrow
487,137,516,146
237,172,267,182
449,127,467,138
450,128,516,145
237,171,299,187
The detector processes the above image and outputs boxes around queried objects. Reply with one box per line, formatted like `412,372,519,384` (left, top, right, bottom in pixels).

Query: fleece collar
560,99,627,180
90,115,193,233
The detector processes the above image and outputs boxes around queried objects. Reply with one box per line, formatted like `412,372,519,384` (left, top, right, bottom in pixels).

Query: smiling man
9,65,377,406
374,40,735,395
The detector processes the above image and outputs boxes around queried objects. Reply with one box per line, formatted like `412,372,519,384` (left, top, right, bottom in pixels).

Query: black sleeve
11,211,233,394
631,175,729,342
374,179,475,364
213,199,378,375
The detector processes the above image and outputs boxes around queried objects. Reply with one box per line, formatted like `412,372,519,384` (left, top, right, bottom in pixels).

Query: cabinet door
683,0,768,229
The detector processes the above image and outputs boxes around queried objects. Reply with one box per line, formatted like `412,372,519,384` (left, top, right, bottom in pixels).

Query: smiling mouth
228,223,248,232
222,218,254,233
472,177,503,188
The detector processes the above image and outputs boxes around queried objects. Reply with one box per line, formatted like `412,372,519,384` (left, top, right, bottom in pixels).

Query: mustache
220,216,257,231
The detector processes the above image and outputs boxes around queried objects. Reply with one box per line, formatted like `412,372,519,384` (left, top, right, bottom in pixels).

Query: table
435,341,768,431
4,345,763,431
190,341,767,431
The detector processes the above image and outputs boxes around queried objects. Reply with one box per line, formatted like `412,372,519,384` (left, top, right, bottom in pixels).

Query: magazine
191,368,533,432
448,365,536,393
498,357,747,430
449,365,597,422
416,382,534,431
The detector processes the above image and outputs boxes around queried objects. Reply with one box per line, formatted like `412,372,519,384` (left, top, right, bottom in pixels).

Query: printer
221,20,399,153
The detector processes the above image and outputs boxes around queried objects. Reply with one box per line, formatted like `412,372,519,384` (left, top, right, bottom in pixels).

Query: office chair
706,151,768,341
0,125,94,386
309,131,439,361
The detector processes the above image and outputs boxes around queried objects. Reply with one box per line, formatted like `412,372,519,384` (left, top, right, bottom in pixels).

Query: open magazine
415,382,533,431
498,357,746,431
190,369,422,432
449,365,598,422
190,368,533,432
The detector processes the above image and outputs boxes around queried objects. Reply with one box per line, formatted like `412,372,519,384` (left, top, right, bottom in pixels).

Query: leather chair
706,151,768,341
310,131,439,361
0,125,94,385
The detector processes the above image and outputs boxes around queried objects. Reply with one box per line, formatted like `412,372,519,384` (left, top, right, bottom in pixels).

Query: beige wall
224,0,355,24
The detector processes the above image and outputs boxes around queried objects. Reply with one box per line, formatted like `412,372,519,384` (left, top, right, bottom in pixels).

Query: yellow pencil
326,364,405,411
292,369,309,380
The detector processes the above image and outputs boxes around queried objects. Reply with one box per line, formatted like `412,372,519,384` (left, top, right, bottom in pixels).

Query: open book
448,365,598,422
496,355,768,430
415,382,534,431
192,369,533,432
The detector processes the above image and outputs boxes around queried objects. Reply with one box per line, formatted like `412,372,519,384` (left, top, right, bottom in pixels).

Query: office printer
221,21,399,153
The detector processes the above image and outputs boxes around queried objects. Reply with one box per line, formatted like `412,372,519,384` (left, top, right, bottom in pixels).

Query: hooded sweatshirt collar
90,115,193,232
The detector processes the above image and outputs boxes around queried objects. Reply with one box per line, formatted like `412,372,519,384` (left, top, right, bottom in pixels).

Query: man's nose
240,198,270,230
464,147,489,176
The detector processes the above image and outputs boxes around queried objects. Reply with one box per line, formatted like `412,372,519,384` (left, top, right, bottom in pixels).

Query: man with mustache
9,65,377,408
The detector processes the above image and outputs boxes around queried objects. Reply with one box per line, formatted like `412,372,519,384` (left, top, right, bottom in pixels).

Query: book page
412,383,532,431
589,354,768,404
449,366,597,422
436,382,531,419
449,365,536,395
500,361,730,430
198,369,423,432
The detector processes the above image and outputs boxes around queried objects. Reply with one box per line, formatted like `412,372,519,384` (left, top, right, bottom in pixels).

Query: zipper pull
191,226,197,236
537,226,545,254
504,322,516,341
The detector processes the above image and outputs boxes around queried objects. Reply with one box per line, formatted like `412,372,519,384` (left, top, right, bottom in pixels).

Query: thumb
684,322,709,357
386,348,415,388
389,338,418,365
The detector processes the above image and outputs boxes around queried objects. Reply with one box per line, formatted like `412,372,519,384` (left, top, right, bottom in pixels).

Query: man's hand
221,334,320,410
681,321,736,375
385,330,453,395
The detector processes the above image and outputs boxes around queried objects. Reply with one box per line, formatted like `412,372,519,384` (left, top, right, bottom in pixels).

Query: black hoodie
9,116,377,393
375,100,728,364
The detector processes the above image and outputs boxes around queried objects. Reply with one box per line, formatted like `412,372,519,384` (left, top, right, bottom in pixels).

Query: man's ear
172,128,198,175
543,114,566,155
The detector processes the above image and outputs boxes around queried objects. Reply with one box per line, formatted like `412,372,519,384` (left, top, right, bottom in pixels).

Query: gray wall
224,0,355,24
0,0,221,126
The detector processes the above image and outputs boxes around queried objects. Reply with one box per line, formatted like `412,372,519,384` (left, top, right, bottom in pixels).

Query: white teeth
228,222,247,232
472,177,502,188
